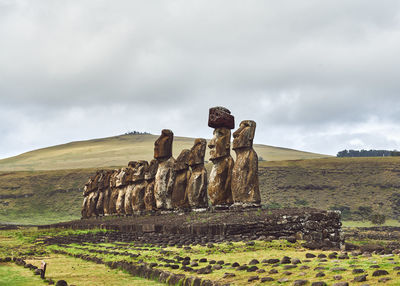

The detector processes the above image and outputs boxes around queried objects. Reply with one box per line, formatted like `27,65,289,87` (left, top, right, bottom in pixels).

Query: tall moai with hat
232,120,261,205
207,107,234,206
154,129,176,210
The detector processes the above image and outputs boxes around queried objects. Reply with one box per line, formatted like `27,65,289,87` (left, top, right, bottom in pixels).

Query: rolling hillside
0,134,330,171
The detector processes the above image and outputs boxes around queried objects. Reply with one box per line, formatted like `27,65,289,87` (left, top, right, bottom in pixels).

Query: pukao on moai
132,160,148,211
207,107,234,206
154,129,176,210
124,161,137,215
172,149,191,209
144,159,158,211
187,138,208,208
232,120,261,205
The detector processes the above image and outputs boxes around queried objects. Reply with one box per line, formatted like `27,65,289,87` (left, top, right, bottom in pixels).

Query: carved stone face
175,149,191,171
189,138,206,166
233,120,256,150
208,128,231,160
145,159,158,180
154,129,173,159
132,160,148,182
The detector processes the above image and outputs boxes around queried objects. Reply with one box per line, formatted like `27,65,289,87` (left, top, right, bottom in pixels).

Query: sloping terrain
1,157,400,225
0,134,329,171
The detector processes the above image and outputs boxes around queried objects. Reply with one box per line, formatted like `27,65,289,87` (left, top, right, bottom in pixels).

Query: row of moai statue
81,106,260,218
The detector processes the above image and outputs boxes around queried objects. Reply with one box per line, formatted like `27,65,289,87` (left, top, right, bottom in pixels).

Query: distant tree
124,131,151,135
337,149,397,157
258,156,265,161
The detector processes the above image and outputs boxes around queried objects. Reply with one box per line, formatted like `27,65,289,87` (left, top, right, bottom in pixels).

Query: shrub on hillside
329,205,351,220
370,213,386,225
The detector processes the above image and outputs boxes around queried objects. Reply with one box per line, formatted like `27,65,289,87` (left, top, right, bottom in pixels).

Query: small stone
293,280,308,286
269,269,278,274
316,272,326,277
260,277,274,282
247,266,258,272
292,258,302,264
284,265,297,270
281,256,291,264
266,258,280,264
306,253,316,258
370,265,380,269
311,282,327,286
256,269,266,273
249,259,259,265
372,270,389,276
237,265,248,271
318,254,327,258
353,274,368,282
332,283,349,286
217,260,224,265
231,262,240,267
299,265,310,270
209,260,216,264
278,278,289,283
352,269,365,274
393,266,400,270
331,267,347,272
223,273,235,278
378,277,391,283
212,264,222,270
333,275,343,280
248,276,259,282
283,271,292,275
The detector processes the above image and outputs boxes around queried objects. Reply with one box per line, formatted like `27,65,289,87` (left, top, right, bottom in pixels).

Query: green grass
0,263,45,286
342,219,400,227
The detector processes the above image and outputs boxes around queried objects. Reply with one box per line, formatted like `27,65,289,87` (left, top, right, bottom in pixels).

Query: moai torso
116,168,128,215
131,161,148,211
232,120,261,204
108,170,120,215
144,159,158,211
172,149,191,209
187,139,208,208
154,129,176,210
102,171,112,215
207,107,235,206
123,164,136,215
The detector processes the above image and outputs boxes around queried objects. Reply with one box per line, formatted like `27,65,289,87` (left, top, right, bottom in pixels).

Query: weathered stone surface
144,159,158,211
208,106,234,129
154,130,176,210
132,160,148,211
172,149,191,209
187,139,208,208
232,120,260,204
208,127,233,206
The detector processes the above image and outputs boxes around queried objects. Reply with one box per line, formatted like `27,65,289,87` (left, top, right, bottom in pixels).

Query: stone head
175,149,191,171
208,128,231,160
233,120,256,150
132,160,148,182
145,159,158,180
154,129,173,160
189,138,207,166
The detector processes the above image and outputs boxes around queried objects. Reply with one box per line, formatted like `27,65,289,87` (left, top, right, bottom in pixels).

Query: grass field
0,134,329,171
1,227,400,285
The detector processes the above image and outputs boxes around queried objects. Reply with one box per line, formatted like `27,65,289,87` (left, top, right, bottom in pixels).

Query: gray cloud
1,0,400,158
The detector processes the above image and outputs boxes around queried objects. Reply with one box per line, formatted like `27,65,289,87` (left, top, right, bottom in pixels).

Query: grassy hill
1,134,398,225
1,157,400,225
0,134,329,171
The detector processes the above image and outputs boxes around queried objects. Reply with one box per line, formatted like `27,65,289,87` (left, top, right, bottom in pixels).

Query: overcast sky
1,0,400,159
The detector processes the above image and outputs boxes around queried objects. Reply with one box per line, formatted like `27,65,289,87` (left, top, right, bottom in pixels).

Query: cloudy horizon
1,0,400,159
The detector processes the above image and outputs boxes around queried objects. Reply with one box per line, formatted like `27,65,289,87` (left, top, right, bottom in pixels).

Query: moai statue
124,162,137,215
95,171,107,216
102,170,113,215
187,138,208,208
115,168,128,215
232,120,261,205
154,129,176,210
207,107,234,206
81,178,92,219
132,160,148,211
144,159,158,211
108,169,120,215
172,149,191,209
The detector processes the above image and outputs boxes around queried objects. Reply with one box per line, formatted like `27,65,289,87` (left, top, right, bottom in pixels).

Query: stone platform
39,208,343,249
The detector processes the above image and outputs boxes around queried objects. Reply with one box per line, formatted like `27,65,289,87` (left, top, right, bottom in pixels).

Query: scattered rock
352,269,365,274
316,272,325,277
372,270,389,276
306,253,316,258
293,280,308,286
248,276,259,282
333,275,343,280
378,277,391,283
247,266,258,272
332,283,349,286
353,274,368,282
249,259,259,265
311,282,327,286
223,273,235,278
56,281,68,286
269,269,278,274
260,277,274,282
281,256,291,264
